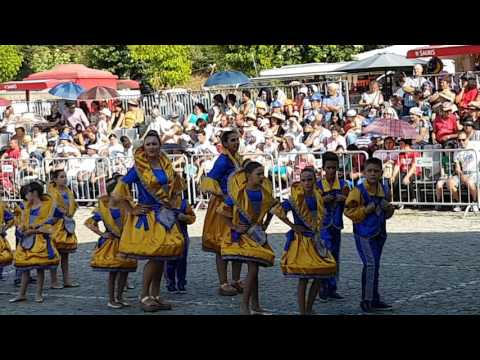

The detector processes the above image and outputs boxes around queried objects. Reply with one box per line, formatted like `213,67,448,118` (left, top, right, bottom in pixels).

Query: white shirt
108,143,125,158
32,133,47,150
55,144,81,157
455,143,480,173
194,141,218,155
80,154,99,172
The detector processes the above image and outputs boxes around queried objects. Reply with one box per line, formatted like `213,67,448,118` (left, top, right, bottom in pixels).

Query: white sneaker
472,205,479,213
453,206,462,212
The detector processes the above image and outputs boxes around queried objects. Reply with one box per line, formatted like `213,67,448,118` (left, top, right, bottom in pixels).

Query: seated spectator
1,139,21,160
83,128,99,149
284,112,303,144
325,125,346,152
263,130,278,158
107,134,124,158
11,126,26,147
196,118,214,143
185,103,208,128
409,107,431,146
359,80,384,116
330,113,345,134
111,101,125,131
466,101,480,129
382,105,399,120
55,134,81,158
62,101,90,131
72,124,86,154
462,118,480,143
47,127,60,144
122,99,144,129
96,109,111,144
31,126,47,152
432,102,462,145
448,132,479,213
208,94,225,125
269,113,286,141
225,94,239,117
321,83,345,125
343,109,362,145
402,64,427,114
455,73,479,116
391,139,421,204
270,100,283,114
430,75,456,105
193,130,217,155
389,94,404,117
304,117,331,152
239,90,256,118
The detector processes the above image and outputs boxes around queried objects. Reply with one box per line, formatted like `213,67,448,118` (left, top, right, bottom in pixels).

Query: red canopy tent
24,64,118,89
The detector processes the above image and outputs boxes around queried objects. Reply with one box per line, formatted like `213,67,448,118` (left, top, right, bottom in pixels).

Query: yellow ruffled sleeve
216,202,233,219
200,177,223,196
344,188,368,224
112,180,134,202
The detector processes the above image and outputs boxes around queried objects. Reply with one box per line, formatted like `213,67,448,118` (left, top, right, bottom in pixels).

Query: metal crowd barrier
374,148,480,215
275,150,369,201
0,158,43,202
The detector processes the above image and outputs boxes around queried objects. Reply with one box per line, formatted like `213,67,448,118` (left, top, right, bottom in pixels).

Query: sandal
231,280,245,294
35,296,44,303
50,285,64,289
63,282,79,288
116,299,131,307
9,296,27,303
108,301,123,309
152,296,173,310
218,283,238,296
140,296,161,313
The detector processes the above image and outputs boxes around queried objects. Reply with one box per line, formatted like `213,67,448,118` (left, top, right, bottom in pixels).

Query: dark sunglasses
459,138,467,142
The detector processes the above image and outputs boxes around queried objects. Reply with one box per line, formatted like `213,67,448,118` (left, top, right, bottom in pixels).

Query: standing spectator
1,139,21,160
373,136,398,187
185,103,208,127
89,101,101,125
72,124,86,154
456,73,479,115
143,108,165,136
78,101,90,120
239,90,255,118
448,132,479,212
359,81,384,116
12,126,26,147
257,88,272,111
402,64,427,114
62,101,90,131
432,102,462,145
322,83,345,125
96,109,111,144
435,142,457,209
225,94,239,117
310,92,323,118
122,99,144,129
111,101,125,131
325,126,347,152
31,126,47,152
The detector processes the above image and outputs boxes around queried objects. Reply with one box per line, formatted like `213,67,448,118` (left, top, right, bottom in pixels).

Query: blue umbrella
48,82,86,100
204,71,251,88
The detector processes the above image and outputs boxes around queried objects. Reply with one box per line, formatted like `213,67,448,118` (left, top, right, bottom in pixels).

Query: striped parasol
363,118,418,139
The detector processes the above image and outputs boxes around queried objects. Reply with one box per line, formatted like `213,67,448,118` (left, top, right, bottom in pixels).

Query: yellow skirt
221,233,275,267
14,235,60,270
0,236,13,266
119,212,184,260
91,237,138,272
202,194,230,254
281,233,337,279
52,219,78,253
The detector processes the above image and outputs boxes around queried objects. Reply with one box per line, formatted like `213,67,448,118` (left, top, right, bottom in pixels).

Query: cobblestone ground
1,208,479,315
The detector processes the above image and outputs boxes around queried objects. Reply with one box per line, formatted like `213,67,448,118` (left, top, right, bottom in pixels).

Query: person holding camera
359,81,384,117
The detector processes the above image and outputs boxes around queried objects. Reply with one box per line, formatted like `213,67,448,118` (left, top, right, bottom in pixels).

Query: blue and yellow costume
165,196,196,289
200,149,242,254
48,183,78,253
0,202,15,266
317,178,349,293
217,168,280,267
14,195,60,271
86,196,138,272
112,147,186,260
345,181,392,304
277,182,337,278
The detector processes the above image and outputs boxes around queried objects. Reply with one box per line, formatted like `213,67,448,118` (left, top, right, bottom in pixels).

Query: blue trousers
166,237,189,288
322,226,342,294
354,233,386,303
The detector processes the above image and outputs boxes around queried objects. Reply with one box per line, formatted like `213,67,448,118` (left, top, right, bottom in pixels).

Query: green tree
0,45,23,82
29,46,73,73
128,45,192,89
85,45,147,79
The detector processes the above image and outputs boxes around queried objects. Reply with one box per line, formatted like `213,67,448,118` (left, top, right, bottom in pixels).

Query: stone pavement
1,209,479,315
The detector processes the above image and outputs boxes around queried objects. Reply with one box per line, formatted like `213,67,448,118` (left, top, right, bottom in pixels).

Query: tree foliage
128,45,192,89
0,45,23,82
85,45,147,79
29,46,73,73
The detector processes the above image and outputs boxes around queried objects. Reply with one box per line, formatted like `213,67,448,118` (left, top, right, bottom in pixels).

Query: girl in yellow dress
200,130,244,296
277,167,338,315
85,174,137,309
112,130,186,312
218,161,284,315
0,201,15,269
10,182,60,303
48,169,79,289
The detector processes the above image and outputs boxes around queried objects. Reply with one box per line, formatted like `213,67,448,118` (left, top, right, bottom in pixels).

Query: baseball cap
100,108,112,117
59,133,72,141
346,109,357,117
311,93,322,102
271,100,282,109
409,107,423,116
